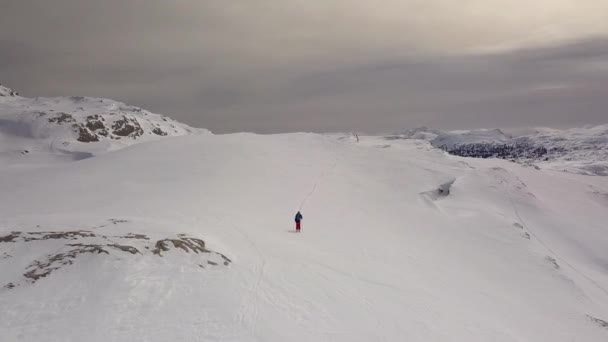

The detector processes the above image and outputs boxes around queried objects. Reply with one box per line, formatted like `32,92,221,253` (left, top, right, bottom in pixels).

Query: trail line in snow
177,213,267,337
500,175,608,300
298,142,341,211
311,260,405,293
223,218,267,336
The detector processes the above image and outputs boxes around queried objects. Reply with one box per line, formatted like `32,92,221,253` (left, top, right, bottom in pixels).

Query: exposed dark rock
120,233,149,240
112,115,143,138
152,127,168,136
588,315,608,329
153,237,207,255
76,125,99,142
151,236,231,265
0,231,93,244
66,243,107,250
152,239,171,255
220,255,231,266
108,244,140,254
24,245,109,282
0,232,21,243
437,180,454,196
421,179,455,201
0,84,19,97
48,112,74,124
67,242,140,255
6,230,230,286
546,256,560,269
22,230,96,242
85,115,106,131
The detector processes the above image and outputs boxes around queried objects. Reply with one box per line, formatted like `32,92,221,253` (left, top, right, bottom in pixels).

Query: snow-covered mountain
0,84,206,163
0,84,19,97
388,125,608,176
1,85,607,341
515,125,608,176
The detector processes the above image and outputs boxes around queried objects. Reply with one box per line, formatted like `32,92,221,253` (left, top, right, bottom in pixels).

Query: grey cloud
216,38,608,133
503,37,608,62
1,1,607,133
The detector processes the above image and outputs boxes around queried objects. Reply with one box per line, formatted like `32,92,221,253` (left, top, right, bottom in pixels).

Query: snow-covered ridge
0,84,19,97
390,127,511,147
388,125,608,176
0,84,207,160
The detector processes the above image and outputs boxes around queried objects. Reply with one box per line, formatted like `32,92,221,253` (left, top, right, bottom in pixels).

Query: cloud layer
1,1,607,133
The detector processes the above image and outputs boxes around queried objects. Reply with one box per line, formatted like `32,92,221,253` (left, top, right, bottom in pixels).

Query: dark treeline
439,143,549,160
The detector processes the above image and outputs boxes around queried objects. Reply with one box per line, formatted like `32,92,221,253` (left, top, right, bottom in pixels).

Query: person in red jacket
295,211,303,232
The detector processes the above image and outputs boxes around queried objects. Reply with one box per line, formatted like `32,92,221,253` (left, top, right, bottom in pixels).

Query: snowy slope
390,125,608,176
1,127,608,341
0,84,206,165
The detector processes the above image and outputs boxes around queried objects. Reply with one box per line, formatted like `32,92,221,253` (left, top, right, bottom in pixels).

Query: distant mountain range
2,83,606,175
387,126,608,176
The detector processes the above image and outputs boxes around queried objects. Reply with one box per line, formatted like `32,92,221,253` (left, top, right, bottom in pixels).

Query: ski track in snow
298,142,341,211
206,140,347,340
232,220,266,337
233,140,341,338
497,170,608,301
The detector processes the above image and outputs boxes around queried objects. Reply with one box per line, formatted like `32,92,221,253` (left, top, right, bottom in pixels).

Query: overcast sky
1,1,607,133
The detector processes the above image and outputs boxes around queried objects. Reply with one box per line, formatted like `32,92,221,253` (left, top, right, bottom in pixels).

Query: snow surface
1,88,608,341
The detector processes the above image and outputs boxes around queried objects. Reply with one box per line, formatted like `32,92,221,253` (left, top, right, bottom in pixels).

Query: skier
294,211,303,232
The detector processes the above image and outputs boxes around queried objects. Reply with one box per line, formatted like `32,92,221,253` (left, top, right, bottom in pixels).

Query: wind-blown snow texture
389,126,608,176
1,86,607,341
